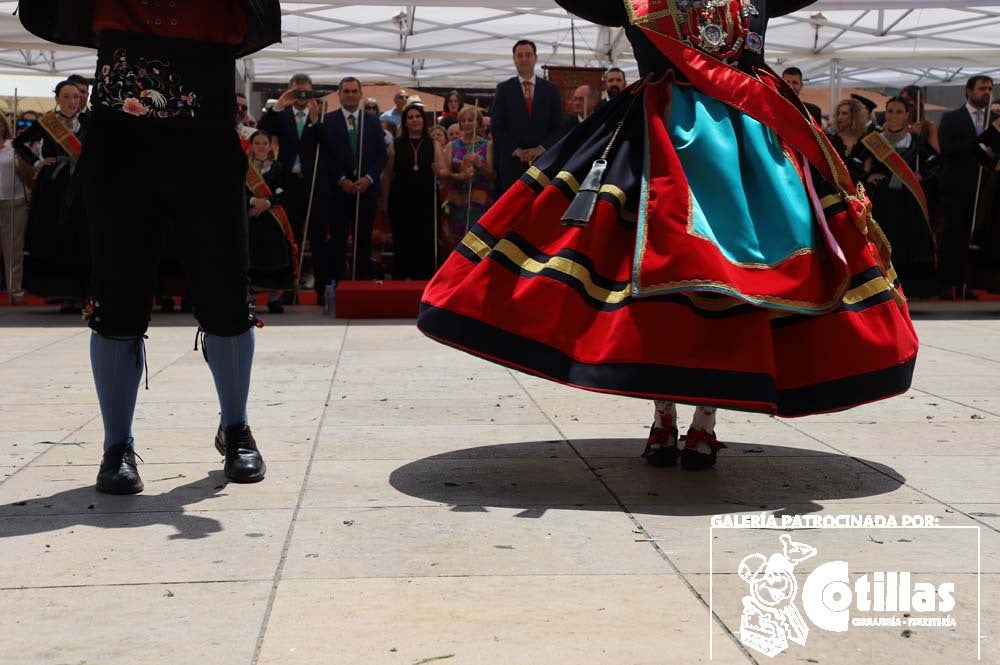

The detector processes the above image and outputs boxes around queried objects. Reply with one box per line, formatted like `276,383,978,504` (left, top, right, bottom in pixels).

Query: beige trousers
0,197,27,298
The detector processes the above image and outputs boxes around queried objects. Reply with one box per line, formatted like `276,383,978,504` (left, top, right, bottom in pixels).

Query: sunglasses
16,119,34,129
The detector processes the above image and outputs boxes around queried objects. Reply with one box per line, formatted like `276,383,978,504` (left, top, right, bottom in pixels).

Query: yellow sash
246,161,299,279
38,112,82,162
861,132,929,223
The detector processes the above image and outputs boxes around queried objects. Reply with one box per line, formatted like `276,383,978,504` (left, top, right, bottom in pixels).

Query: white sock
653,400,677,430
688,406,718,454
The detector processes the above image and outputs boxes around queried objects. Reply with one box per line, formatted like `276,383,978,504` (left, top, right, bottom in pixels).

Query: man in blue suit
259,74,320,255
307,77,387,293
491,40,567,195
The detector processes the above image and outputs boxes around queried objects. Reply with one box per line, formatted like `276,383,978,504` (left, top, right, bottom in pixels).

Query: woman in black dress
386,103,439,279
14,80,88,310
862,96,940,298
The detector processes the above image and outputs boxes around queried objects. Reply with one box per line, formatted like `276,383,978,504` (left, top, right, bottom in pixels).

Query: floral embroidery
96,49,200,119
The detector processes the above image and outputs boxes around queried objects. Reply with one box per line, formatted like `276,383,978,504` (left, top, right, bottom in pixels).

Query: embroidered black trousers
82,31,253,338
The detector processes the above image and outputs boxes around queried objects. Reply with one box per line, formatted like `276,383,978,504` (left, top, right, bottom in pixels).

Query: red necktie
522,80,533,114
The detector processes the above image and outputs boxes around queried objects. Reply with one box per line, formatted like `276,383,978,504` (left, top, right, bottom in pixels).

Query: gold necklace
409,136,424,172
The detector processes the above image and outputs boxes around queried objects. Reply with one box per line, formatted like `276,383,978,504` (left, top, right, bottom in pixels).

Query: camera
293,89,323,100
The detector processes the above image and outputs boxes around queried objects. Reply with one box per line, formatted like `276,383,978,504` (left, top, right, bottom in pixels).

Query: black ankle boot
96,441,144,494
215,423,266,483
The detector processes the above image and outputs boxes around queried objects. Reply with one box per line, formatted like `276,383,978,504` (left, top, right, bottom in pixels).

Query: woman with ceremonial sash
862,96,940,299
418,0,918,470
246,130,297,313
13,80,88,310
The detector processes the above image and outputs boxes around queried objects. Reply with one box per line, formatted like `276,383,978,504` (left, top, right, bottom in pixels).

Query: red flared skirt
417,77,918,417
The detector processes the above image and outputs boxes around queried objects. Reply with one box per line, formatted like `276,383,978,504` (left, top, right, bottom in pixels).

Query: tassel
561,159,607,227
560,119,626,228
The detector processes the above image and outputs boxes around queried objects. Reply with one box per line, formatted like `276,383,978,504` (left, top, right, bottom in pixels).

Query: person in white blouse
0,113,30,304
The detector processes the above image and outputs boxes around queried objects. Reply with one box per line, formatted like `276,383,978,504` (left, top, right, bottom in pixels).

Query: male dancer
19,0,282,494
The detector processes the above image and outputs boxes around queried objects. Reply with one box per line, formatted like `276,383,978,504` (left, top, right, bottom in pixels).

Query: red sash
246,161,299,279
861,132,929,223
38,112,82,162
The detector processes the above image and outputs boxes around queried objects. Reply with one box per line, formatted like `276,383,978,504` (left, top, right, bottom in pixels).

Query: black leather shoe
215,423,266,483
96,442,144,494
267,299,285,314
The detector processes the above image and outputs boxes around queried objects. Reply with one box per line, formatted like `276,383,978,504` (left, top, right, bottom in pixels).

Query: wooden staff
352,105,366,280
6,89,17,306
432,109,440,270
298,97,327,293
915,87,922,174
464,100,481,235
970,92,994,246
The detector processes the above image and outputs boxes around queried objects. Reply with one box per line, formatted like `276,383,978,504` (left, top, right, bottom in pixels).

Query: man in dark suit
938,75,997,299
491,39,567,194
259,73,321,278
307,76,387,293
781,67,822,126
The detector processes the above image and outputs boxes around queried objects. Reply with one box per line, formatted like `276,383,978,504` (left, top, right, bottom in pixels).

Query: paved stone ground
0,306,997,664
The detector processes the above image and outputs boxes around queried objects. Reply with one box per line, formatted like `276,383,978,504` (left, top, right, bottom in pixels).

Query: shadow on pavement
0,471,230,540
389,439,906,518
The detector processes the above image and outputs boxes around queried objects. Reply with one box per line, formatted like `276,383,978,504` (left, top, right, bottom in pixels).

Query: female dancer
418,0,918,470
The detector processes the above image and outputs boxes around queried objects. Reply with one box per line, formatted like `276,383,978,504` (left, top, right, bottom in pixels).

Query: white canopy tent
0,1,998,94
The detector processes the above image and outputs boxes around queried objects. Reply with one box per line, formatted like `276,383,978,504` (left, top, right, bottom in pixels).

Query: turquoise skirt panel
668,87,816,267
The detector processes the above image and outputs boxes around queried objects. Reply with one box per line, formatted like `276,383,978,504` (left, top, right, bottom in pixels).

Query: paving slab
0,582,272,664
282,505,667,579
256,576,753,665
0,508,292,587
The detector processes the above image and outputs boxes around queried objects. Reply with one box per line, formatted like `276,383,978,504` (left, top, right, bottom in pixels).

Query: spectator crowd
2,44,998,311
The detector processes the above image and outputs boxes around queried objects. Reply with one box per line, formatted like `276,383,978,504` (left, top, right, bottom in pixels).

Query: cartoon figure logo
737,534,817,658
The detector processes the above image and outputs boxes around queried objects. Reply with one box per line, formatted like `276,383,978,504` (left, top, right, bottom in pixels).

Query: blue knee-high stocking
90,332,145,451
203,329,255,428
